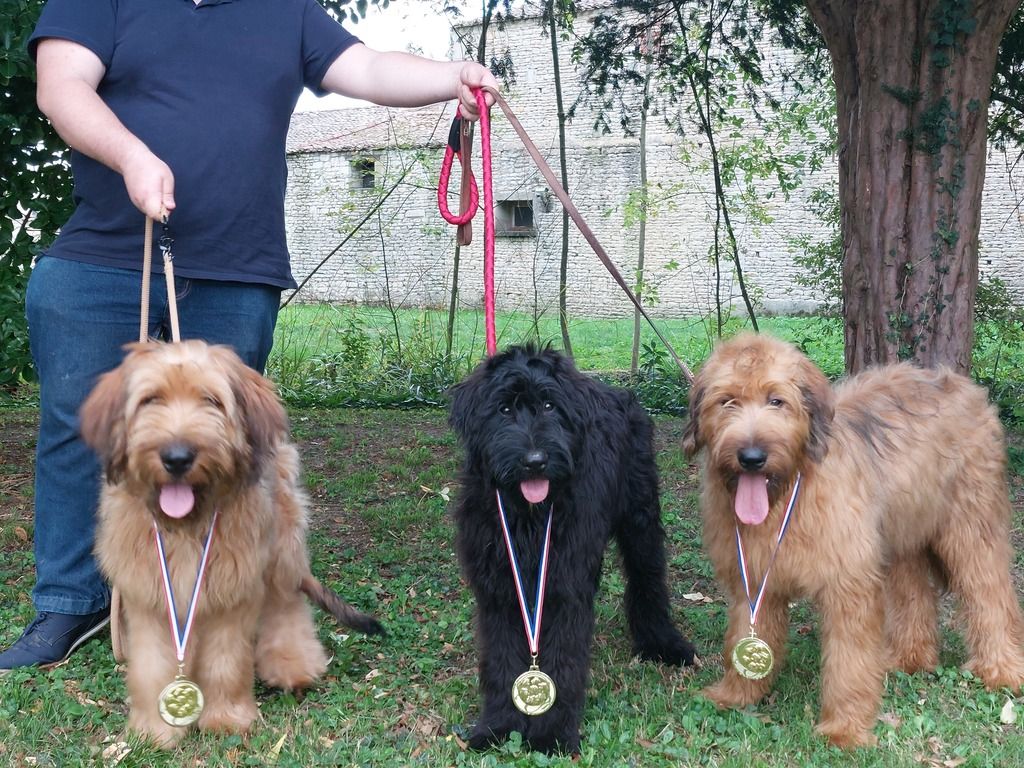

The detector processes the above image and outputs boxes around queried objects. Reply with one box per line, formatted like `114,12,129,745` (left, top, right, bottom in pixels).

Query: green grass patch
1,407,1023,766
266,305,846,415
267,305,1024,423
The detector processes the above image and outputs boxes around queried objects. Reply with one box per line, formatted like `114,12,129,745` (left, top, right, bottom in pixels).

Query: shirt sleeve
301,0,361,95
28,0,117,67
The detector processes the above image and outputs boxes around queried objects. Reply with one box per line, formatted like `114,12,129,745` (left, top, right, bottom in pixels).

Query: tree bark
805,0,1018,374
548,0,574,358
631,69,652,374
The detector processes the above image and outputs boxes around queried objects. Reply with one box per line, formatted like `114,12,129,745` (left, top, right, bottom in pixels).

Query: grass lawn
1,405,1023,767
269,304,851,377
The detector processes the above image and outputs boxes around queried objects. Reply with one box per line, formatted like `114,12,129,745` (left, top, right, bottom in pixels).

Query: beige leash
112,214,182,663
140,215,181,343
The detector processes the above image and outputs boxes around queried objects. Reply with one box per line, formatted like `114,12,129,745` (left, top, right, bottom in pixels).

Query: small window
350,158,376,190
495,200,535,236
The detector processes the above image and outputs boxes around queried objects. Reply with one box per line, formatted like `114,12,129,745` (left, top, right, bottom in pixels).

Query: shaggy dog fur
80,341,381,747
683,332,1024,748
449,345,696,754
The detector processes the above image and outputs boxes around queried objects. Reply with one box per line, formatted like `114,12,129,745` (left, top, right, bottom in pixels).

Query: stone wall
284,8,1024,319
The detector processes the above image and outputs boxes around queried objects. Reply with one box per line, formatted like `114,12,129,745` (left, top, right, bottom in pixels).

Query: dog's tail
300,574,385,636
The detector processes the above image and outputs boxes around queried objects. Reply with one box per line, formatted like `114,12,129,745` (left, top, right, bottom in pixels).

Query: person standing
0,0,497,672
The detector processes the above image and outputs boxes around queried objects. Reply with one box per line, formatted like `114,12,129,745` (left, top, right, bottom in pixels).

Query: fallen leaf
14,527,28,543
682,592,713,603
266,732,287,763
101,742,131,764
1000,698,1017,725
878,711,902,728
414,713,445,738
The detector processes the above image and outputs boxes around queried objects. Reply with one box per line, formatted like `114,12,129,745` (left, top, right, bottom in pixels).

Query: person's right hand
35,38,176,223
122,146,176,222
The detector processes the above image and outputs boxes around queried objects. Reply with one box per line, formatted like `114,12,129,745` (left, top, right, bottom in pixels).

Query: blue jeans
25,256,281,615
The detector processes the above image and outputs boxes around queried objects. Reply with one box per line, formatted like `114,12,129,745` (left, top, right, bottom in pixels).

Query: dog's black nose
161,444,196,477
523,450,548,473
737,447,767,471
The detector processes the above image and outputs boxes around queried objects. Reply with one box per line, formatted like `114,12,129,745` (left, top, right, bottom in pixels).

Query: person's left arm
320,44,498,120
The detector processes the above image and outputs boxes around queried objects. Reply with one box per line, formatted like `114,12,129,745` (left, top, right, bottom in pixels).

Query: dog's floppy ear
223,350,288,464
681,376,704,456
80,363,130,483
448,365,485,439
798,357,835,463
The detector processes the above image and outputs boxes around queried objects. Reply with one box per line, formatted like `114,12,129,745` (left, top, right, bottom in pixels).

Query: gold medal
158,675,204,727
732,478,800,682
496,495,557,717
153,514,217,729
731,632,774,680
512,664,557,716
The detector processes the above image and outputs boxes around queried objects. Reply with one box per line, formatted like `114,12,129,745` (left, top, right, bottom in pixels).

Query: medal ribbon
735,474,801,629
153,509,219,666
496,491,552,657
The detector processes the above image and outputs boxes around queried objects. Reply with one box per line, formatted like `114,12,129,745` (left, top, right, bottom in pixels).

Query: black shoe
0,609,110,673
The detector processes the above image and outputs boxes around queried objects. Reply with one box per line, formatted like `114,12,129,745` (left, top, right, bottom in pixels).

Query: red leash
438,93,496,356
437,89,693,382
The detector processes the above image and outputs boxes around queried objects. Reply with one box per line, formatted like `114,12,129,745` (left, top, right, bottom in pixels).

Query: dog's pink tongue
159,483,195,519
520,478,550,504
735,474,769,525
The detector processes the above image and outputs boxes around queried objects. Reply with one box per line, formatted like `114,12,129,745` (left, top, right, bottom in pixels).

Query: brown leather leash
110,213,182,664
451,86,694,384
141,215,181,343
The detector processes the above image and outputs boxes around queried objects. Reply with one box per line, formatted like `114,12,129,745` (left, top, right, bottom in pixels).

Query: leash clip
447,114,463,153
158,222,174,263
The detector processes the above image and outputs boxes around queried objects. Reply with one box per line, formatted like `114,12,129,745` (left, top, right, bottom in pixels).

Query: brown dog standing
683,333,1024,748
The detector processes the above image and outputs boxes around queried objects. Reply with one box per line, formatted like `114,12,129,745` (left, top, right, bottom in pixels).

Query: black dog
448,345,695,754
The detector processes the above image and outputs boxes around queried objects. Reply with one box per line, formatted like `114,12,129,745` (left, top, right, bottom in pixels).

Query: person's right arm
35,38,175,220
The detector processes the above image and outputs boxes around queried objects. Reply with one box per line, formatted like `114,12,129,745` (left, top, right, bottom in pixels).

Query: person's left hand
456,62,500,121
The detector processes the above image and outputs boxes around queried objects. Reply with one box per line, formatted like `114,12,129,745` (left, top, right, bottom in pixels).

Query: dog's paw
966,658,1024,692
526,732,580,756
198,700,259,734
815,719,878,749
635,634,697,667
256,632,330,691
891,646,938,676
128,714,185,750
466,723,506,751
257,653,327,691
145,729,186,750
701,678,764,709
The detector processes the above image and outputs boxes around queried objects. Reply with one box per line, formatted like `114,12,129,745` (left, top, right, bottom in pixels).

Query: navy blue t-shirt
29,0,360,289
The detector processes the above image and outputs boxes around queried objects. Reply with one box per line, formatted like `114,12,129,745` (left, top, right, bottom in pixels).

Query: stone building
284,6,1024,320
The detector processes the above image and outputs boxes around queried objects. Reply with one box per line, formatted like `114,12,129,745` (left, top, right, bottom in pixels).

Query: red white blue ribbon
735,474,801,628
496,490,552,656
153,509,218,665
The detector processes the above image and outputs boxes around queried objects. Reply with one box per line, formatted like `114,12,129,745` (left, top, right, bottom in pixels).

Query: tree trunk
548,0,574,358
805,0,1018,374
631,69,652,374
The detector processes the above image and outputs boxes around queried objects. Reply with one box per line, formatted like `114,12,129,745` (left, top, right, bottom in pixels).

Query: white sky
295,2,461,112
